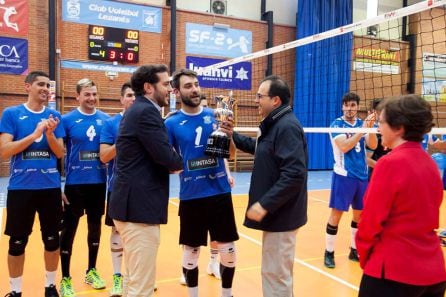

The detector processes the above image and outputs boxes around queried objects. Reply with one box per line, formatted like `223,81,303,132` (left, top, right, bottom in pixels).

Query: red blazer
356,141,446,285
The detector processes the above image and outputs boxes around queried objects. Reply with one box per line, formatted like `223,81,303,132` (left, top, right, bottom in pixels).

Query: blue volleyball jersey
62,108,109,185
421,134,438,151
330,117,368,181
99,112,122,192
164,107,231,200
0,104,65,190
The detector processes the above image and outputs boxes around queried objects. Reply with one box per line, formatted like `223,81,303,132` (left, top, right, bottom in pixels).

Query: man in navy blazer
109,64,183,297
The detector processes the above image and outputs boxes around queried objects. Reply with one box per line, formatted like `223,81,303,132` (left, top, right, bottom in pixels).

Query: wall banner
0,37,28,75
187,56,251,90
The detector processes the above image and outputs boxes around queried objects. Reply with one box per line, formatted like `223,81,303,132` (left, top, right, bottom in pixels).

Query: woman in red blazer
356,94,446,297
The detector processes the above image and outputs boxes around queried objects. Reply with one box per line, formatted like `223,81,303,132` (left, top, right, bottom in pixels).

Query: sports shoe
4,292,21,297
324,250,335,268
348,247,359,262
179,272,186,285
206,261,221,279
85,268,106,290
60,277,75,297
439,230,446,238
45,284,60,297
110,273,123,297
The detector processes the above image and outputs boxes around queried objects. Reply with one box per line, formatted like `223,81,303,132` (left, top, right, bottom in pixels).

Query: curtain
294,0,353,169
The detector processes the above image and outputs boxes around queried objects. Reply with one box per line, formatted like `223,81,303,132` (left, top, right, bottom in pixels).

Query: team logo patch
203,115,212,124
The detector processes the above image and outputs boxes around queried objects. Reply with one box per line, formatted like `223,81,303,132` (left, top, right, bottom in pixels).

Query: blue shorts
329,173,367,211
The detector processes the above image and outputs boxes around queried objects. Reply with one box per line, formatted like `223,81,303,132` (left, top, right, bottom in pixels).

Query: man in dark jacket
109,64,183,297
222,75,308,297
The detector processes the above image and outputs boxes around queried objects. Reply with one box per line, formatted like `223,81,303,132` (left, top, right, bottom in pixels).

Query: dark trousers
358,274,446,297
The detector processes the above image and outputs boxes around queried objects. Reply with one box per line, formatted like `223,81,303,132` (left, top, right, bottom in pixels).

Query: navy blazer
109,96,183,224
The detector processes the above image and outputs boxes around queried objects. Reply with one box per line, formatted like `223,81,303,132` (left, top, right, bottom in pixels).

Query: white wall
126,0,298,26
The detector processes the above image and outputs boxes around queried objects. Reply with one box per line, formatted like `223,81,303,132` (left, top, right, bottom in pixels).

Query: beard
181,93,201,108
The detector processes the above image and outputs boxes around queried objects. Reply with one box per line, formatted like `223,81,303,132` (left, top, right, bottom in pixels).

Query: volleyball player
59,78,109,297
99,82,135,296
165,69,238,297
324,92,377,268
0,71,65,297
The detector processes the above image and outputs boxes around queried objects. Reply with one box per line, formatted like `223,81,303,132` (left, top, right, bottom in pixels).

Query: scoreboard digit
88,25,139,63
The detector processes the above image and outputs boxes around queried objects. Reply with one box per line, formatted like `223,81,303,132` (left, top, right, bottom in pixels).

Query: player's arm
363,113,377,150
46,135,64,159
334,133,364,153
366,150,376,168
224,158,234,188
100,143,116,163
0,121,47,160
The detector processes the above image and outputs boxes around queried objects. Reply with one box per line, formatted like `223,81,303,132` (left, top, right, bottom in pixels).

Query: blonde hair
76,78,96,94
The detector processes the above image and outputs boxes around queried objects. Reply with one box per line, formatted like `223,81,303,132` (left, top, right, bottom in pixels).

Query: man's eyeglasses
256,93,270,99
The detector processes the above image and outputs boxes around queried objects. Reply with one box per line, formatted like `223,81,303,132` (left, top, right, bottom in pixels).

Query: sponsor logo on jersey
79,150,100,161
22,149,51,160
19,115,28,120
187,156,218,171
75,119,83,123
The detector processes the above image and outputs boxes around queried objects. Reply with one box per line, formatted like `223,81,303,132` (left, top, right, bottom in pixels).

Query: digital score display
88,25,139,63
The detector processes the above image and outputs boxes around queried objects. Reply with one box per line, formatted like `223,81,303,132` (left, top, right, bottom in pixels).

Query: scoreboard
88,25,139,63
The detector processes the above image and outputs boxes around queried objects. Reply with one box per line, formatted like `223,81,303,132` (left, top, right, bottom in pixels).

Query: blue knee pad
218,242,236,268
9,236,29,256
42,232,60,252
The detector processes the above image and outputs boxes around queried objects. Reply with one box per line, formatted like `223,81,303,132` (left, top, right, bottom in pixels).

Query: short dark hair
25,71,49,84
261,75,291,105
120,82,132,97
131,64,169,96
342,92,360,105
378,94,434,142
371,98,382,110
171,68,198,89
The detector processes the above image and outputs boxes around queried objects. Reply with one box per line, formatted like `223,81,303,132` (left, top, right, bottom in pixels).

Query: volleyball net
195,0,446,136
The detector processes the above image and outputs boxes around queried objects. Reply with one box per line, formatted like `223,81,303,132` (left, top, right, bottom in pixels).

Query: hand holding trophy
204,91,235,158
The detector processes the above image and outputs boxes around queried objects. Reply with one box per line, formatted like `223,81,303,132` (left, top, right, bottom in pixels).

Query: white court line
168,197,359,292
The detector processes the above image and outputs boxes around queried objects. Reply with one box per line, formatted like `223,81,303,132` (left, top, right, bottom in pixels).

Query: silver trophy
204,92,235,159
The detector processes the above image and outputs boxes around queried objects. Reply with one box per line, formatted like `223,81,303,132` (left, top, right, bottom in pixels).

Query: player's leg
5,190,36,296
210,193,239,297
106,192,123,296
207,240,220,279
350,179,368,262
84,183,106,290
38,188,63,297
179,199,208,297
60,185,83,297
325,174,355,268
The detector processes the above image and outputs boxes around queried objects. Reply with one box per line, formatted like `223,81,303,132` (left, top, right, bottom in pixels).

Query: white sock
325,234,336,252
222,287,232,297
45,270,57,287
10,276,22,293
351,227,358,249
188,286,198,297
210,248,218,262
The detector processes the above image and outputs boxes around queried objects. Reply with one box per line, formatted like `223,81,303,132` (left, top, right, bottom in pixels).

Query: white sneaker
179,272,186,285
206,261,221,279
